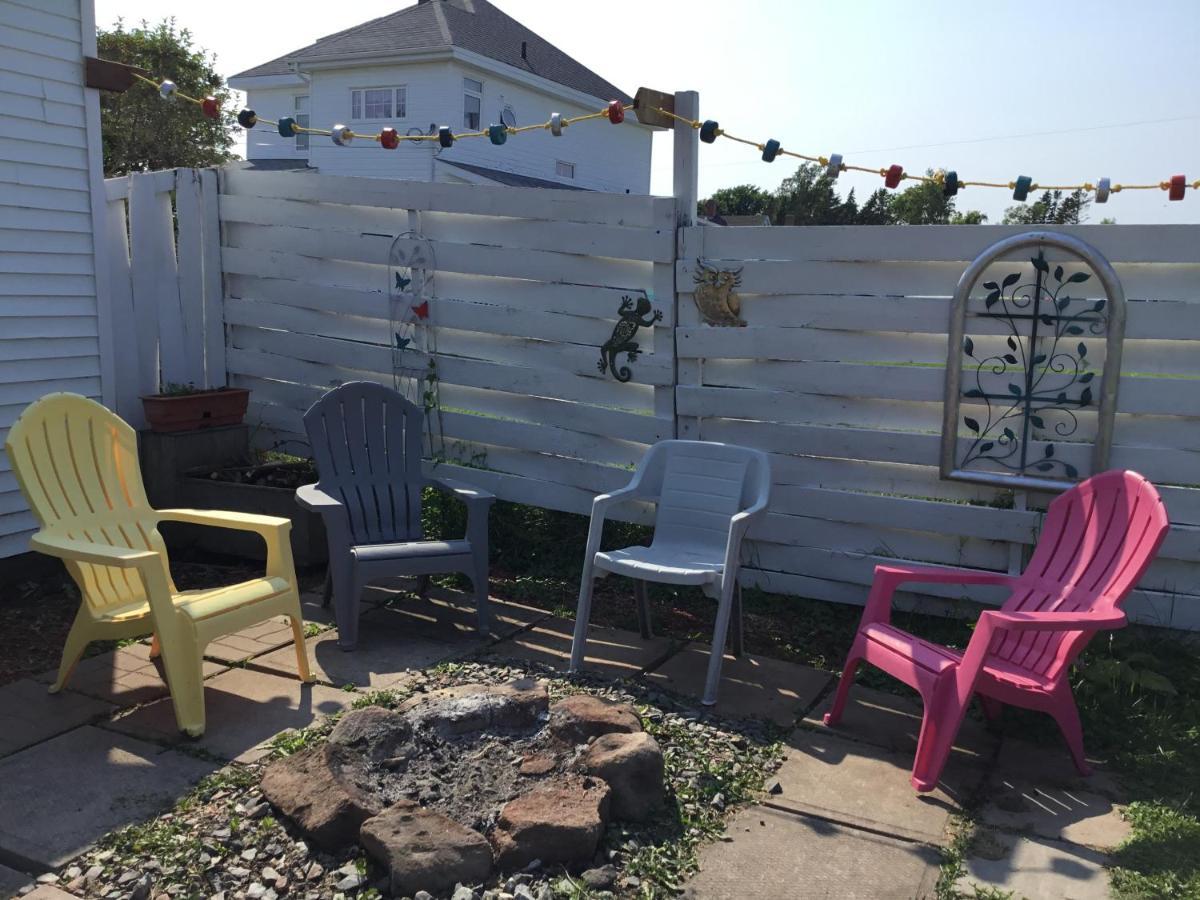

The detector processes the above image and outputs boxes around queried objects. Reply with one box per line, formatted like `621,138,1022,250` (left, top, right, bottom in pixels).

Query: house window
555,160,575,179
350,87,406,120
294,95,309,151
463,77,482,130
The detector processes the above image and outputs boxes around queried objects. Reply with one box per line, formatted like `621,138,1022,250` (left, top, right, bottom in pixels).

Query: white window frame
349,86,407,121
294,94,309,152
463,76,483,130
555,160,576,179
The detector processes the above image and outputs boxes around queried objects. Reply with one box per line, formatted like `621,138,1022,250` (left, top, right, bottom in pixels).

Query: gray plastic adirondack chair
297,382,494,649
570,440,771,705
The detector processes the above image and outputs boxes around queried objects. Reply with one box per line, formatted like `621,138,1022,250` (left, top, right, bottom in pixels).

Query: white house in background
228,0,652,193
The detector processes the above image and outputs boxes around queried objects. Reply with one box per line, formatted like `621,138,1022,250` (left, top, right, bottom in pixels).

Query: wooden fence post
200,167,227,388
673,91,700,227
174,168,207,387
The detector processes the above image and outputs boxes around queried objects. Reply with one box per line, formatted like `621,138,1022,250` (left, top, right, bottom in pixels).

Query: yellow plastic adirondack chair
3,393,312,736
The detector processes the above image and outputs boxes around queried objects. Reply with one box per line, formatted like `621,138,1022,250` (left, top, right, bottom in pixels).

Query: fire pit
261,680,664,896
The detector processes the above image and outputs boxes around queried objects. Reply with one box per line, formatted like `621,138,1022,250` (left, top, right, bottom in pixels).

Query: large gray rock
397,679,548,736
580,731,664,822
546,695,640,746
491,776,611,871
328,706,412,762
359,805,493,896
260,744,382,850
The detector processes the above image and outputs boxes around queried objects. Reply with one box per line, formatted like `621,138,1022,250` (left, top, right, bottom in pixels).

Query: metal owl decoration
692,259,746,326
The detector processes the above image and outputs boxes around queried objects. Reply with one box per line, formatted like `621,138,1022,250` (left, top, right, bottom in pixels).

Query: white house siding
0,0,111,558
242,83,311,163
245,58,652,193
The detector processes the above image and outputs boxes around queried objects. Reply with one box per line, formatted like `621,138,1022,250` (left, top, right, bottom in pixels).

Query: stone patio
0,587,1129,898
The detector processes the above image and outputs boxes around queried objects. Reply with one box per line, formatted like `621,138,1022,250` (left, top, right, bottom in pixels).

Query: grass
419,489,1200,900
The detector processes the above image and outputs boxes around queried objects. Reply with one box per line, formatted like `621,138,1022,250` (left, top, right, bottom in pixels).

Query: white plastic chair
569,440,771,705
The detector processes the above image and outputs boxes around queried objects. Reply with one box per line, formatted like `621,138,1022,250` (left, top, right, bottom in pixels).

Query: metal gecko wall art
940,232,1126,491
598,293,663,383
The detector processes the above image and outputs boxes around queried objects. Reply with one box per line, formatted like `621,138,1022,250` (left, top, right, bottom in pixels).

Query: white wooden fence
95,167,1200,630
103,167,224,426
678,224,1200,631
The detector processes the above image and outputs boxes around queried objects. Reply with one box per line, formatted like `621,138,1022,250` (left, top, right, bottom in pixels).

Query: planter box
141,388,250,433
176,476,328,568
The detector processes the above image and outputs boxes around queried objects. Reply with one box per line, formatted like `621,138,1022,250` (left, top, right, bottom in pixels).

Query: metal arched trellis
940,231,1127,492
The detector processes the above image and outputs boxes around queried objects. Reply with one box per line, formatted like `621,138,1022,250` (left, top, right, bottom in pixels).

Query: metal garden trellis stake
940,232,1127,492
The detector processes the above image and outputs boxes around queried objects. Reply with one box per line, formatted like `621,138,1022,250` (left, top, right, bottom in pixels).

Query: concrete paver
363,588,549,643
957,830,1111,900
106,668,353,763
202,617,299,664
771,728,981,843
644,647,831,726
11,887,75,900
0,727,214,869
981,780,1130,849
991,737,1124,799
0,862,31,899
0,678,114,759
250,621,458,689
806,683,997,760
489,616,676,680
683,804,941,899
33,644,225,709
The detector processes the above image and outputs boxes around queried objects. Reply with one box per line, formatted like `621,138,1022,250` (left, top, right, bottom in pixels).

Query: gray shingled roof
232,0,630,103
437,159,591,190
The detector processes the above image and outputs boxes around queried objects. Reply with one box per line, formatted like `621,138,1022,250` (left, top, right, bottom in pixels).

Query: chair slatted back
645,441,767,554
4,393,172,612
304,382,424,545
994,470,1169,681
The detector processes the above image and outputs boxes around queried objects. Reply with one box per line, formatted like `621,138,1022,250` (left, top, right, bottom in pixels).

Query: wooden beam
84,56,149,93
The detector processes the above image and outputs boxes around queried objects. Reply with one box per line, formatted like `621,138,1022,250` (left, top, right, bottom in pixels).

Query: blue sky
95,0,1200,223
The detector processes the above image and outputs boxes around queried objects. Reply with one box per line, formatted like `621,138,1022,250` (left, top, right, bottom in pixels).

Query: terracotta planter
141,387,250,433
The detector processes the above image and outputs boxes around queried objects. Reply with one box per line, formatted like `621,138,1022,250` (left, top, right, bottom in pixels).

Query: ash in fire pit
261,680,664,897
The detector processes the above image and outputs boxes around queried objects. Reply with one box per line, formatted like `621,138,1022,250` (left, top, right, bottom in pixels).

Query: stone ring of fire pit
261,680,665,897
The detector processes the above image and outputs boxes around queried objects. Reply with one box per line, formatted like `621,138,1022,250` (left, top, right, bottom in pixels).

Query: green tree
98,18,236,176
1002,189,1091,225
773,163,858,225
856,188,894,224
950,209,988,224
699,184,775,218
887,170,988,224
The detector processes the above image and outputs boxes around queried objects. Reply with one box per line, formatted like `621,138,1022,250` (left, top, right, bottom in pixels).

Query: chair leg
49,612,95,694
702,578,738,706
471,552,492,634
822,652,863,727
416,574,431,601
569,568,597,673
910,677,970,793
156,628,207,738
728,584,745,657
330,556,362,650
288,604,314,684
1049,688,1093,777
978,695,1003,723
148,633,162,660
634,580,653,639
322,567,332,608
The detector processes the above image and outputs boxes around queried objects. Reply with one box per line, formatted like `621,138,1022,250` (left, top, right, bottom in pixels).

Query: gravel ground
38,660,784,900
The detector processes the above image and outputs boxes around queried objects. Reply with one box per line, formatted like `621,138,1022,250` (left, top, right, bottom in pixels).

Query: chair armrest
30,533,159,568
296,484,342,512
862,564,1016,627
158,508,291,536
981,609,1128,633
592,486,644,514
428,475,496,506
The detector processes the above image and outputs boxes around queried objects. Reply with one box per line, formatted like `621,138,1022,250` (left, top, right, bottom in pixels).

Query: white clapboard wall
677,224,1200,631
0,0,109,558
102,168,226,425
218,169,676,516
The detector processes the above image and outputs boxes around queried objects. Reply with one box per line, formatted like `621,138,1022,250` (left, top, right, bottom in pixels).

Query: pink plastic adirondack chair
824,470,1169,792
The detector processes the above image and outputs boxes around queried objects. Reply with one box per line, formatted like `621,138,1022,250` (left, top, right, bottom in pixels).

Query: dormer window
351,86,406,121
555,160,575,179
463,77,482,130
